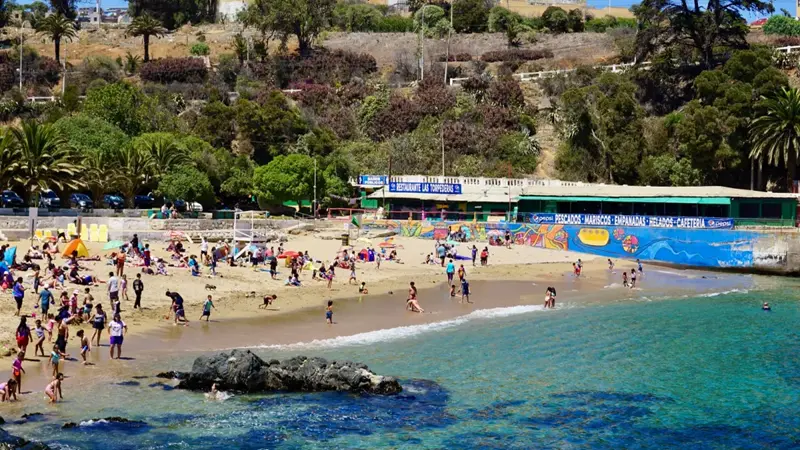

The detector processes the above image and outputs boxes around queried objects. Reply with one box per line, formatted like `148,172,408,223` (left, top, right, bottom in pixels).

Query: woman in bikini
407,282,424,313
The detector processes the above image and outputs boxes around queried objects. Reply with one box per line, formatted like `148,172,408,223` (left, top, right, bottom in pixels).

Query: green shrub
190,42,211,56
586,15,637,33
763,15,800,36
541,6,569,33
374,15,414,32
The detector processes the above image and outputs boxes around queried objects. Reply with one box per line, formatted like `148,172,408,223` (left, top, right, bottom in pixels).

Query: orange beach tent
62,239,89,258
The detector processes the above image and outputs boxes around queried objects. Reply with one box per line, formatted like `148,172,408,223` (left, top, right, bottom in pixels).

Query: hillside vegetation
0,0,797,214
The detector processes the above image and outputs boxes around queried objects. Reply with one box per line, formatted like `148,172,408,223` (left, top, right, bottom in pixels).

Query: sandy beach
0,229,760,410
0,234,604,351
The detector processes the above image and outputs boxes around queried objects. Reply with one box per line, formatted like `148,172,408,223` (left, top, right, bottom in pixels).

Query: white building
218,0,248,20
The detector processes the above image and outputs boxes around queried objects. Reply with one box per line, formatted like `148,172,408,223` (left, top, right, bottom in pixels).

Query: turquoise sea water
5,285,800,449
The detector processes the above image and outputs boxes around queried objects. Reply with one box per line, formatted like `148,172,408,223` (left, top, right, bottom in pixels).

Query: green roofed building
360,176,798,227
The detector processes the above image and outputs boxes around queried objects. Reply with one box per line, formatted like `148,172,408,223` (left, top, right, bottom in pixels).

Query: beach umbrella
278,250,300,259
103,240,125,250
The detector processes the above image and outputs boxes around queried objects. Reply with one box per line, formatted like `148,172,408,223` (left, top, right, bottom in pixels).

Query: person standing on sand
460,278,471,304
608,259,614,271
15,317,30,354
108,314,127,359
107,271,119,311
91,304,106,346
326,300,334,324
348,260,357,285
471,245,478,267
437,243,446,267
133,274,144,309
116,251,126,277
12,277,24,316
505,230,511,248
39,286,53,322
446,259,455,285
630,269,637,288
622,271,628,288
200,237,209,265
200,295,215,321
637,259,643,274
130,233,140,256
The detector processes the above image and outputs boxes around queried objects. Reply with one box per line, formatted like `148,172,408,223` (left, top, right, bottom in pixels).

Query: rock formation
167,350,402,395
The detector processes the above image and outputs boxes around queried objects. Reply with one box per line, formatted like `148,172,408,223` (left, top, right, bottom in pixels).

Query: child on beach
622,271,628,288
0,379,17,402
46,314,56,342
457,264,466,281
200,295,215,321
630,269,637,288
45,373,63,403
326,300,334,324
82,288,94,322
15,317,30,354
33,320,45,357
573,263,581,277
49,345,68,377
348,261,357,284
91,304,107,346
450,284,456,297
461,278,471,304
358,282,368,294
77,330,90,364
11,351,24,394
121,274,129,302
608,259,614,271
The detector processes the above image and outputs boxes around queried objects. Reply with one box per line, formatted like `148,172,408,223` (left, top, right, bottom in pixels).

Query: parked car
164,199,187,212
102,194,125,209
134,194,155,209
38,189,62,209
1,190,24,208
69,193,94,210
187,201,203,212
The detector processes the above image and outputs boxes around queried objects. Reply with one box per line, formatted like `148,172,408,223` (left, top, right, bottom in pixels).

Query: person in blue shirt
437,244,446,267
471,245,478,267
188,255,200,277
12,277,25,317
446,259,456,284
460,278,471,304
39,286,53,318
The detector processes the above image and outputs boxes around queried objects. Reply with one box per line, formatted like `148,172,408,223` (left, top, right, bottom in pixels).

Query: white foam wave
248,305,547,350
698,289,748,298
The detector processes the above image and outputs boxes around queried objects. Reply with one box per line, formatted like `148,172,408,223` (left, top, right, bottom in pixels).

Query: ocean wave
248,305,547,350
697,289,748,298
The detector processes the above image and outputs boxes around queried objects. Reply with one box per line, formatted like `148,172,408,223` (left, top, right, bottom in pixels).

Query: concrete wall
0,216,313,242
361,219,800,274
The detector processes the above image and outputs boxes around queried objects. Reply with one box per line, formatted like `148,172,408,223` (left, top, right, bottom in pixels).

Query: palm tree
83,150,125,204
36,13,77,62
133,133,189,185
116,146,153,208
750,87,800,192
0,131,20,190
126,14,167,62
11,121,83,204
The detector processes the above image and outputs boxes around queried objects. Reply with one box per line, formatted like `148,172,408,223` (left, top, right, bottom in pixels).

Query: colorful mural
360,219,785,270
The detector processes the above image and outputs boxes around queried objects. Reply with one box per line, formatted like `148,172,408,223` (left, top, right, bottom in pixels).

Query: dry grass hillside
8,24,618,70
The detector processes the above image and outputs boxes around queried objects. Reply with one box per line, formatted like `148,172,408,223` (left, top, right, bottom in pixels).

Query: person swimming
762,302,771,311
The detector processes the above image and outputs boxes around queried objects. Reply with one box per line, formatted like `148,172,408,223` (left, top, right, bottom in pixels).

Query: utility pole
18,21,23,91
419,5,425,81
443,0,453,85
96,0,102,28
313,158,317,219
441,123,445,176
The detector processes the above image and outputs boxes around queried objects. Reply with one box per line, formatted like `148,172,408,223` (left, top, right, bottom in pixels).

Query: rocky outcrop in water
168,350,402,395
62,417,147,429
0,426,50,449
